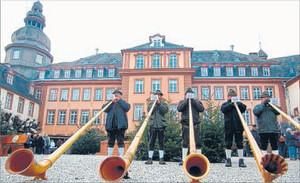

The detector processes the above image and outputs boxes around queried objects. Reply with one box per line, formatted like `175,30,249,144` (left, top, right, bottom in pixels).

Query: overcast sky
1,0,299,63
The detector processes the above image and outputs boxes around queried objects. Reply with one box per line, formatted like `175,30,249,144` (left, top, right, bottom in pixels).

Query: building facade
1,1,299,139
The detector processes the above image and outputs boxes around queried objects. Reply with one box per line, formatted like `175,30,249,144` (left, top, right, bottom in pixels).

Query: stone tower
4,1,53,78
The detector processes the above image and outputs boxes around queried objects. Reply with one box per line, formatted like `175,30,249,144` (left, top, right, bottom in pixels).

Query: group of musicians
102,87,281,178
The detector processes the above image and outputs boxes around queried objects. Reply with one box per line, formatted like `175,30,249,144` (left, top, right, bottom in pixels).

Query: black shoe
123,172,130,179
179,161,183,166
145,158,153,165
225,158,232,167
239,159,246,167
159,159,166,165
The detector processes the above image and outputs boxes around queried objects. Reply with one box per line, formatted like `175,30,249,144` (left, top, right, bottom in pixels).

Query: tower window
35,54,43,64
12,50,20,59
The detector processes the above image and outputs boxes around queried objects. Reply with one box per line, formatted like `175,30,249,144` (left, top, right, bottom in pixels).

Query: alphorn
5,101,113,180
183,98,210,182
268,102,300,130
99,100,157,181
233,102,287,182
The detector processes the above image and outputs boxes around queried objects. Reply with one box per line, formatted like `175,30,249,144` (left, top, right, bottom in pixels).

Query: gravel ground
0,155,299,182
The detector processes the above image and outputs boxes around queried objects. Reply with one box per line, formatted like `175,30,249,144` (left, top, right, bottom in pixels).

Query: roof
122,41,192,51
0,64,41,103
191,50,267,63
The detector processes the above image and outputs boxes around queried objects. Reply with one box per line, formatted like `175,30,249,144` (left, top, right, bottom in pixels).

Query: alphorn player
177,87,205,166
253,91,280,155
102,90,131,157
145,90,169,165
221,89,247,167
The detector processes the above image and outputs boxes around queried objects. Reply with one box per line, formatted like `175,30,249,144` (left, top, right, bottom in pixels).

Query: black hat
154,90,163,96
227,89,237,96
261,91,270,98
185,87,194,94
113,90,122,95
252,124,257,127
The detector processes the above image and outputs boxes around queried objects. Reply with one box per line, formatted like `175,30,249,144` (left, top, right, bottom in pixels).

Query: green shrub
70,128,105,154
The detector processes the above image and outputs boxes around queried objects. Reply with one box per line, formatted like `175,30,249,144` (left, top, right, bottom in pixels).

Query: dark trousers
259,133,278,150
182,124,201,149
148,127,165,151
107,129,125,148
225,131,243,149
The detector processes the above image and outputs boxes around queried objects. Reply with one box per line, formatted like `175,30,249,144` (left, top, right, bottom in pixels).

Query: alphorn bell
233,102,287,182
5,101,113,180
99,100,157,181
268,102,300,130
183,98,210,182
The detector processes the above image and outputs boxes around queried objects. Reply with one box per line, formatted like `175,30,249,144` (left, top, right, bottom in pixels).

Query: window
108,69,115,77
192,87,198,98
201,67,208,76
106,89,114,100
4,93,13,109
241,88,249,99
28,102,34,117
75,69,82,78
17,98,25,113
201,87,210,99
86,69,93,78
29,86,34,95
47,110,55,124
154,39,161,47
54,70,60,78
69,110,78,125
35,54,43,64
251,67,258,76
263,67,270,76
152,54,160,69
265,88,274,98
152,79,161,92
169,79,178,92
135,80,144,93
169,54,177,68
97,69,104,77
136,55,144,69
58,111,66,125
64,70,71,78
60,89,68,101
238,67,246,76
94,89,103,100
93,110,100,125
214,67,221,76
12,50,20,59
81,111,89,124
214,88,223,99
134,105,143,121
226,67,233,76
83,89,91,101
253,87,261,100
242,110,251,125
49,89,58,101
39,71,45,79
6,74,13,85
36,89,42,100
72,89,80,101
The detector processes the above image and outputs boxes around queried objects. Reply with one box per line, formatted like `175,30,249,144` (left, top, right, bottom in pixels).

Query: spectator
24,133,32,149
278,130,287,158
50,140,56,153
43,134,51,154
293,129,300,160
56,139,62,148
36,133,45,154
285,128,296,160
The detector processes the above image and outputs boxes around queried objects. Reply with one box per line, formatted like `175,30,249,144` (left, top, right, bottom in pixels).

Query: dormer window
97,69,104,77
75,69,82,78
29,86,34,95
251,67,258,76
54,70,60,78
150,35,164,47
64,70,71,78
6,74,13,85
86,69,93,78
154,40,161,47
39,71,45,79
108,69,115,77
263,67,270,76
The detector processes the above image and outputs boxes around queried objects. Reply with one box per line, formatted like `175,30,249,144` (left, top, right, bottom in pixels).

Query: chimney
230,45,234,51
95,48,99,54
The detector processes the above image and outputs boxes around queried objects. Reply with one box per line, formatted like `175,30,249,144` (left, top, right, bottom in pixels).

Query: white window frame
169,54,177,68
35,54,43,64
106,89,114,100
93,110,100,125
152,54,160,69
83,89,91,101
134,105,143,121
39,71,45,79
97,69,104,77
69,111,78,125
214,88,223,99
135,80,144,93
136,55,144,69
81,111,89,124
263,67,270,76
201,87,209,99
265,88,274,98
64,70,71,78
226,67,233,76
58,110,66,125
86,69,93,78
213,67,221,76
75,69,82,78
152,79,161,92
12,50,20,59
169,79,178,93
201,67,208,76
60,89,68,101
49,89,58,101
6,74,13,85
239,67,246,76
94,89,103,100
108,69,115,77
72,89,79,101
253,87,261,100
54,70,60,78
28,102,34,117
242,110,251,125
29,86,34,95
47,110,55,124
251,67,258,76
241,88,249,99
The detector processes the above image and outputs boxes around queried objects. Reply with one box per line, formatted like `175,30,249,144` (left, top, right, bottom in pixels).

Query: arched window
152,54,160,69
169,54,177,68
136,55,144,69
